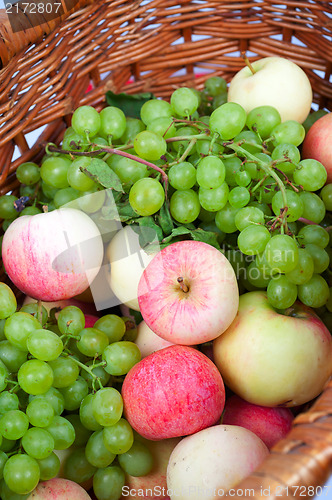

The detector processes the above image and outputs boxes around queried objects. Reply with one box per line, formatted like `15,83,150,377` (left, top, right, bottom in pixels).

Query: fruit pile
0,55,331,500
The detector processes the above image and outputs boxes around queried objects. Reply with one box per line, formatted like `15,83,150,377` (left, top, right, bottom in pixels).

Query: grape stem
62,351,106,391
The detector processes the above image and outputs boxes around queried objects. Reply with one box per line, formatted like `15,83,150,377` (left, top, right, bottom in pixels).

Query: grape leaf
105,91,155,119
157,202,174,236
81,158,124,193
161,226,221,250
132,217,163,249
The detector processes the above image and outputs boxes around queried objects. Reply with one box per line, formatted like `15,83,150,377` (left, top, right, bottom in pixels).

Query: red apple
122,345,225,441
138,240,239,345
2,208,103,302
213,291,332,407
301,112,332,183
222,394,294,449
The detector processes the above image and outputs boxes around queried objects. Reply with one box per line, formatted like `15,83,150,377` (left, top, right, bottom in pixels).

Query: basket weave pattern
0,1,332,497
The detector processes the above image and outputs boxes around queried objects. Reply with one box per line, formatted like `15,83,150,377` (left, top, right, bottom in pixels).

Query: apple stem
241,52,256,74
177,277,189,293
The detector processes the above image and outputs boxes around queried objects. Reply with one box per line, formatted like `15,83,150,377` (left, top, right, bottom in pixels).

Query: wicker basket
1,1,332,498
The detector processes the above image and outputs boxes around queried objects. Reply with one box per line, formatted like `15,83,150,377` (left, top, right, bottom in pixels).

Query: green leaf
133,217,163,249
162,226,192,244
105,91,155,119
82,158,124,192
190,228,222,250
157,203,174,236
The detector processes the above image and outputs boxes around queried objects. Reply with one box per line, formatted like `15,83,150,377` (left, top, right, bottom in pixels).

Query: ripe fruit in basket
2,207,103,302
122,345,225,440
227,56,312,123
213,291,332,407
27,477,92,499
301,112,332,183
166,424,269,500
138,240,239,345
135,320,174,358
222,394,294,449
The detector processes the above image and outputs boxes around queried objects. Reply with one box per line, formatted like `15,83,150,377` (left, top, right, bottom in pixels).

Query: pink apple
301,112,332,183
122,345,225,440
122,435,181,499
167,424,269,500
138,240,239,345
2,207,103,302
27,478,92,500
213,291,332,407
222,394,294,449
135,320,174,358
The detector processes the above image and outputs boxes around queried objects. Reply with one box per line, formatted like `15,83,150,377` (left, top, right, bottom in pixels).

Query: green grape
0,361,8,392
102,341,141,376
0,319,5,341
66,157,96,192
94,315,126,344
256,177,277,204
0,450,8,480
285,248,314,285
122,317,138,342
223,157,243,186
247,259,272,289
304,244,330,274
195,140,224,157
0,410,29,440
298,274,330,308
196,156,225,189
215,203,240,233
0,392,19,416
209,102,246,140
0,195,19,219
0,340,27,374
0,437,17,453
264,234,299,273
129,177,165,216
147,116,176,139
79,394,103,431
59,376,89,411
57,305,85,335
20,206,42,218
271,189,303,222
198,221,226,244
293,159,327,192
244,153,269,181
20,302,48,326
320,184,332,211
299,192,326,224
40,156,71,189
168,162,196,190
18,359,53,395
198,183,229,212
3,454,39,495
297,224,329,248
65,414,92,447
211,92,228,110
234,206,264,231
171,126,197,154
233,130,262,154
93,465,125,500
85,430,116,468
198,206,218,222
72,105,101,137
0,283,17,319
21,427,54,460
118,440,154,477
2,218,16,231
170,189,200,223
26,398,54,428
228,186,250,208
121,117,145,144
237,224,271,256
100,107,126,140
80,360,111,389
267,275,297,309
30,387,65,416
170,87,199,117
19,183,37,198
140,99,172,125
45,416,75,450
133,131,167,161
235,169,251,187
92,388,123,427
27,328,63,361
271,143,300,174
62,131,86,151
271,120,305,147
37,452,60,480
77,183,106,214
63,447,97,485
204,76,227,96
41,180,59,199
77,327,109,357
48,356,79,389
103,418,134,455
16,163,41,186
111,156,148,188
246,105,281,139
